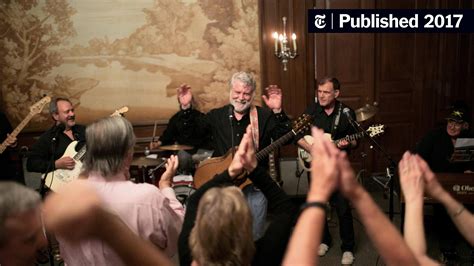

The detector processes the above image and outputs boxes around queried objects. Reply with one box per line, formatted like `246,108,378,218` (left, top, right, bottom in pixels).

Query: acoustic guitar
43,106,129,191
193,114,312,189
0,96,51,154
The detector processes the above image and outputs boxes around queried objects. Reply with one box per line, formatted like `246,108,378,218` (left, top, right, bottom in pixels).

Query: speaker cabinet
279,158,309,197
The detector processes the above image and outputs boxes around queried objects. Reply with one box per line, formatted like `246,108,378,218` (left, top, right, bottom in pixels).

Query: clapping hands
228,125,257,180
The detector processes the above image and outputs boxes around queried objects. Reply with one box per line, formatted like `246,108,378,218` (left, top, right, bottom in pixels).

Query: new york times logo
308,9,474,33
314,14,326,29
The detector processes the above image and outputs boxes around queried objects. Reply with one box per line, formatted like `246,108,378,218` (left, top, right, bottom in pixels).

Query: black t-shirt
176,104,291,159
160,108,211,152
26,124,86,173
296,100,357,151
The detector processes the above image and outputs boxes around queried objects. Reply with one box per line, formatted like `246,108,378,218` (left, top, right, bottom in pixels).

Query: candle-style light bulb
292,33,297,52
279,34,284,51
272,32,278,52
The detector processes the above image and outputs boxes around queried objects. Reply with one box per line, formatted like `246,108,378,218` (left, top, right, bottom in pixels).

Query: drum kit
131,144,196,206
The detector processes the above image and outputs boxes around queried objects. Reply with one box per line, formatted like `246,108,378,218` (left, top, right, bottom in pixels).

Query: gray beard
231,101,251,114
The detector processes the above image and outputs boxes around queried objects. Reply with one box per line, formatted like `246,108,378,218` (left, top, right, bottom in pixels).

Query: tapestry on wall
0,0,261,130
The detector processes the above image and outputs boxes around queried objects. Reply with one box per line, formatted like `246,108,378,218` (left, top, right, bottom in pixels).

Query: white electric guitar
43,106,129,191
0,96,51,154
297,124,385,171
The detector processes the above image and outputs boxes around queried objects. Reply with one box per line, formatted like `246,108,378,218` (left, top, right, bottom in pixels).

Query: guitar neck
12,113,35,139
0,113,35,152
256,129,295,161
334,131,365,145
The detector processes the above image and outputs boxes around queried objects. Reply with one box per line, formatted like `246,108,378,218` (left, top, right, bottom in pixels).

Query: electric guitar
297,124,385,171
44,106,129,191
0,96,51,154
193,114,312,189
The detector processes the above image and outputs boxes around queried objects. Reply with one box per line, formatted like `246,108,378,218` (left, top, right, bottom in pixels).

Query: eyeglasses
447,120,463,128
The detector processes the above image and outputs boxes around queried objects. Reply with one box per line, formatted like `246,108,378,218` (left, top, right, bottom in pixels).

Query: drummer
149,105,211,175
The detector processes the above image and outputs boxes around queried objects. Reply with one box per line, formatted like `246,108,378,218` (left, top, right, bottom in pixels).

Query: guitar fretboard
333,131,366,146
0,113,35,153
256,129,296,161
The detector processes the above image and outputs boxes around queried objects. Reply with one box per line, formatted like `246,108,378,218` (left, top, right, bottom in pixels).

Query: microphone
342,107,354,121
228,105,234,119
343,107,360,129
229,105,235,155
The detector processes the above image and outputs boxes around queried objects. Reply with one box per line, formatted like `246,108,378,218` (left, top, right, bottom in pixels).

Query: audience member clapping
283,128,420,265
399,151,474,265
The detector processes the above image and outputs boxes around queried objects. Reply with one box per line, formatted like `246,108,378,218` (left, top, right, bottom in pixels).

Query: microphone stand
40,124,62,266
229,106,235,156
40,125,61,197
349,117,397,220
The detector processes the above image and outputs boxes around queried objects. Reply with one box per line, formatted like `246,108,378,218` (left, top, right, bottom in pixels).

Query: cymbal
131,157,162,167
133,149,162,154
159,144,194,151
355,104,378,122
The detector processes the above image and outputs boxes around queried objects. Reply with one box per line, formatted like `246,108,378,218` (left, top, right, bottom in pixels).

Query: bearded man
171,71,291,240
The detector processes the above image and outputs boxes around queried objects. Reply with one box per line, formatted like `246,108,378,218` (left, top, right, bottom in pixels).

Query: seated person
417,102,473,173
416,102,473,261
57,116,185,264
178,125,298,266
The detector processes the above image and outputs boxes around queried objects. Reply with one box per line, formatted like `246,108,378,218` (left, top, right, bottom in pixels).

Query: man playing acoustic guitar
169,71,291,240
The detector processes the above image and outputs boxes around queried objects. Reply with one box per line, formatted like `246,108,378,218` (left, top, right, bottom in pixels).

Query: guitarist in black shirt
27,98,86,186
295,77,357,265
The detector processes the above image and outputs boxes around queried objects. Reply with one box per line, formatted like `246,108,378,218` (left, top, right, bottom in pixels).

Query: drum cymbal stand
147,159,167,184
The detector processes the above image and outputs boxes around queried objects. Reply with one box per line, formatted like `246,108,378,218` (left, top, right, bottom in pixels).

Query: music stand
450,138,474,163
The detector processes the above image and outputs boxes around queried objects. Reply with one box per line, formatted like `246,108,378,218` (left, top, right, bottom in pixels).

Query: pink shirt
59,172,185,265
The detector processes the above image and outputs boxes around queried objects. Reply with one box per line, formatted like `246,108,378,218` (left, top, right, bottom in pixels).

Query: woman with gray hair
57,116,185,265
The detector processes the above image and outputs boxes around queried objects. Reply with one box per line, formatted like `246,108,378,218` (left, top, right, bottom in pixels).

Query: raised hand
177,84,193,108
43,180,104,242
338,150,360,199
308,127,341,202
415,154,445,201
398,152,425,203
159,155,179,189
262,85,282,112
228,125,257,179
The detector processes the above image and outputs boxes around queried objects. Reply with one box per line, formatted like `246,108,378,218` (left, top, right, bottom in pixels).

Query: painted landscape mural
0,0,260,130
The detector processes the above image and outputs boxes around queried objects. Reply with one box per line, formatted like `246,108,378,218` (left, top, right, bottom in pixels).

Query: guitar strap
249,105,259,150
330,102,343,139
